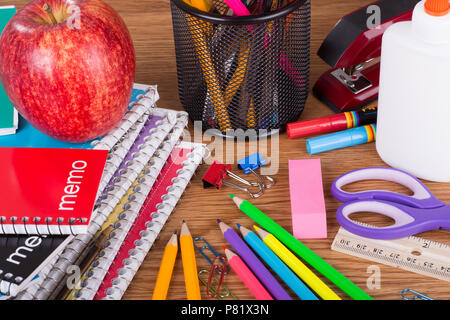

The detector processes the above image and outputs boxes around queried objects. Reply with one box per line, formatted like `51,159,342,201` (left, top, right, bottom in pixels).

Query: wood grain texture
2,0,449,300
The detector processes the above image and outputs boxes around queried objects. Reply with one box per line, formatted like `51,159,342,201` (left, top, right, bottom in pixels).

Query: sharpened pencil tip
217,219,222,224
236,223,241,229
222,245,227,251
253,225,260,232
229,193,236,199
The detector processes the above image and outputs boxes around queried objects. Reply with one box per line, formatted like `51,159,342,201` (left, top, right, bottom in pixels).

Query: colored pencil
217,219,292,300
223,0,305,89
180,220,202,300
185,16,232,133
152,231,178,300
238,224,318,300
230,194,373,300
189,0,213,12
254,226,341,300
223,247,273,300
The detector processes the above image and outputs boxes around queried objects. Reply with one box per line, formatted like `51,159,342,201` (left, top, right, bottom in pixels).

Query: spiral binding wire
68,120,190,300
91,85,159,151
13,254,61,300
0,216,92,236
98,142,205,300
94,110,182,221
96,112,150,200
94,84,159,188
16,109,188,300
1,234,74,299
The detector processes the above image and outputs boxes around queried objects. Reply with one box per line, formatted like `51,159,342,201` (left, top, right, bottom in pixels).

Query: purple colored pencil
217,219,292,300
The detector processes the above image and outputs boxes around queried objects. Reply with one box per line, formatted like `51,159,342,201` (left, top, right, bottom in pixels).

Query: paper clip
198,270,238,300
238,153,275,189
194,237,229,274
401,289,434,300
202,161,264,198
206,255,228,298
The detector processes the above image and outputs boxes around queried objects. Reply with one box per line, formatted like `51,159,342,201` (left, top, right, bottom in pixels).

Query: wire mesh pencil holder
170,0,310,139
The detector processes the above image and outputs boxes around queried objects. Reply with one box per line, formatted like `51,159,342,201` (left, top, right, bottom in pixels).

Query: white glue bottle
376,0,450,182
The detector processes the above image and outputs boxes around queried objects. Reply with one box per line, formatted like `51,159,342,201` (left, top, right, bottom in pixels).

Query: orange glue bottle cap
424,0,450,16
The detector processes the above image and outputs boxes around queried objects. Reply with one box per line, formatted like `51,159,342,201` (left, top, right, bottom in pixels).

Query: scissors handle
331,167,441,209
336,200,450,240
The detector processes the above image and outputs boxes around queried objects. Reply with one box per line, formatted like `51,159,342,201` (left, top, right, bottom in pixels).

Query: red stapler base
313,62,380,113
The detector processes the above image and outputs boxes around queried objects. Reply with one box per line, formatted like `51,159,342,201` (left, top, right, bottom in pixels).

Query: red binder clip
202,161,264,198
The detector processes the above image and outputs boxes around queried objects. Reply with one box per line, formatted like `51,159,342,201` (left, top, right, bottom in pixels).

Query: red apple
0,0,136,143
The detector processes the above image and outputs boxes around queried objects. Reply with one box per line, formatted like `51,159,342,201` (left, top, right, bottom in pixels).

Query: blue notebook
0,83,150,149
0,6,17,137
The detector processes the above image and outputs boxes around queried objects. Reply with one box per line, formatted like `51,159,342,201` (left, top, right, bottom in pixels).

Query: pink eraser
288,159,327,239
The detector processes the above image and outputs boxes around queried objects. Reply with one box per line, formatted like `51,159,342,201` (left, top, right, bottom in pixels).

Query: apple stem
43,3,58,24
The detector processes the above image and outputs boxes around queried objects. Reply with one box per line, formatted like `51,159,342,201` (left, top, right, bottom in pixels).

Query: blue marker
306,124,376,155
237,224,318,300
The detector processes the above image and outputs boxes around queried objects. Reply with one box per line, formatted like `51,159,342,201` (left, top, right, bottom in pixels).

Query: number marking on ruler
332,227,450,282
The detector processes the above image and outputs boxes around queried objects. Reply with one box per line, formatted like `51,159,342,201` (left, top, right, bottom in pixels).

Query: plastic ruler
332,227,450,282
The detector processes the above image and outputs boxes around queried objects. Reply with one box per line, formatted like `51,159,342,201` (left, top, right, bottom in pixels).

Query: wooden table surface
5,0,449,300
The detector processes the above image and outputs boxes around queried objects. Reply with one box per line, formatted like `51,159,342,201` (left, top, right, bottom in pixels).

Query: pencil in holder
170,0,311,139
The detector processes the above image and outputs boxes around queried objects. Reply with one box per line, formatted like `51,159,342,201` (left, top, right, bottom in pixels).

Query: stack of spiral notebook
0,84,205,300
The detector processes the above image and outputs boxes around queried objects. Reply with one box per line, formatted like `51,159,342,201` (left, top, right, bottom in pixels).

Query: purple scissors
331,167,450,240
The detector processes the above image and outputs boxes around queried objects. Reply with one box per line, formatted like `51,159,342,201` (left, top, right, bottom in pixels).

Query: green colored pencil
229,194,373,300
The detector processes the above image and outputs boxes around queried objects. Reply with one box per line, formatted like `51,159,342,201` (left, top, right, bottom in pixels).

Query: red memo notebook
0,147,108,235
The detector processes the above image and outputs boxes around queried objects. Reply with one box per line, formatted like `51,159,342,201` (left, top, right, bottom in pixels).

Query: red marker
287,106,377,139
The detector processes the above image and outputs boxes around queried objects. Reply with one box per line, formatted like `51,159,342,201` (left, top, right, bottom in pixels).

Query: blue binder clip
238,153,275,189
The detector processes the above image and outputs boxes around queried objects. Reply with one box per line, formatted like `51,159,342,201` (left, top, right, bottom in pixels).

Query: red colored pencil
223,246,273,300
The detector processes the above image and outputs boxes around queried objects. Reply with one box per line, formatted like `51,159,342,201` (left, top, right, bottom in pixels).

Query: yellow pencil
180,220,202,300
223,40,250,106
186,15,232,133
246,97,256,128
254,226,341,300
189,0,213,12
152,231,178,300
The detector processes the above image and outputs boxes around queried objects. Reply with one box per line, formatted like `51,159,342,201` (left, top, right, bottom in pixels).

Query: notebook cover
0,147,108,235
0,6,16,132
0,234,72,295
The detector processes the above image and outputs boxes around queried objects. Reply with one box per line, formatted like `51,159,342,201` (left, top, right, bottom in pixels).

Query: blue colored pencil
238,224,318,300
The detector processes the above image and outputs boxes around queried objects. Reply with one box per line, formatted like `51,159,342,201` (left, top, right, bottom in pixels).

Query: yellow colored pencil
180,220,202,300
223,40,250,106
186,15,232,133
246,97,256,128
152,231,178,300
254,226,342,300
189,0,213,12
